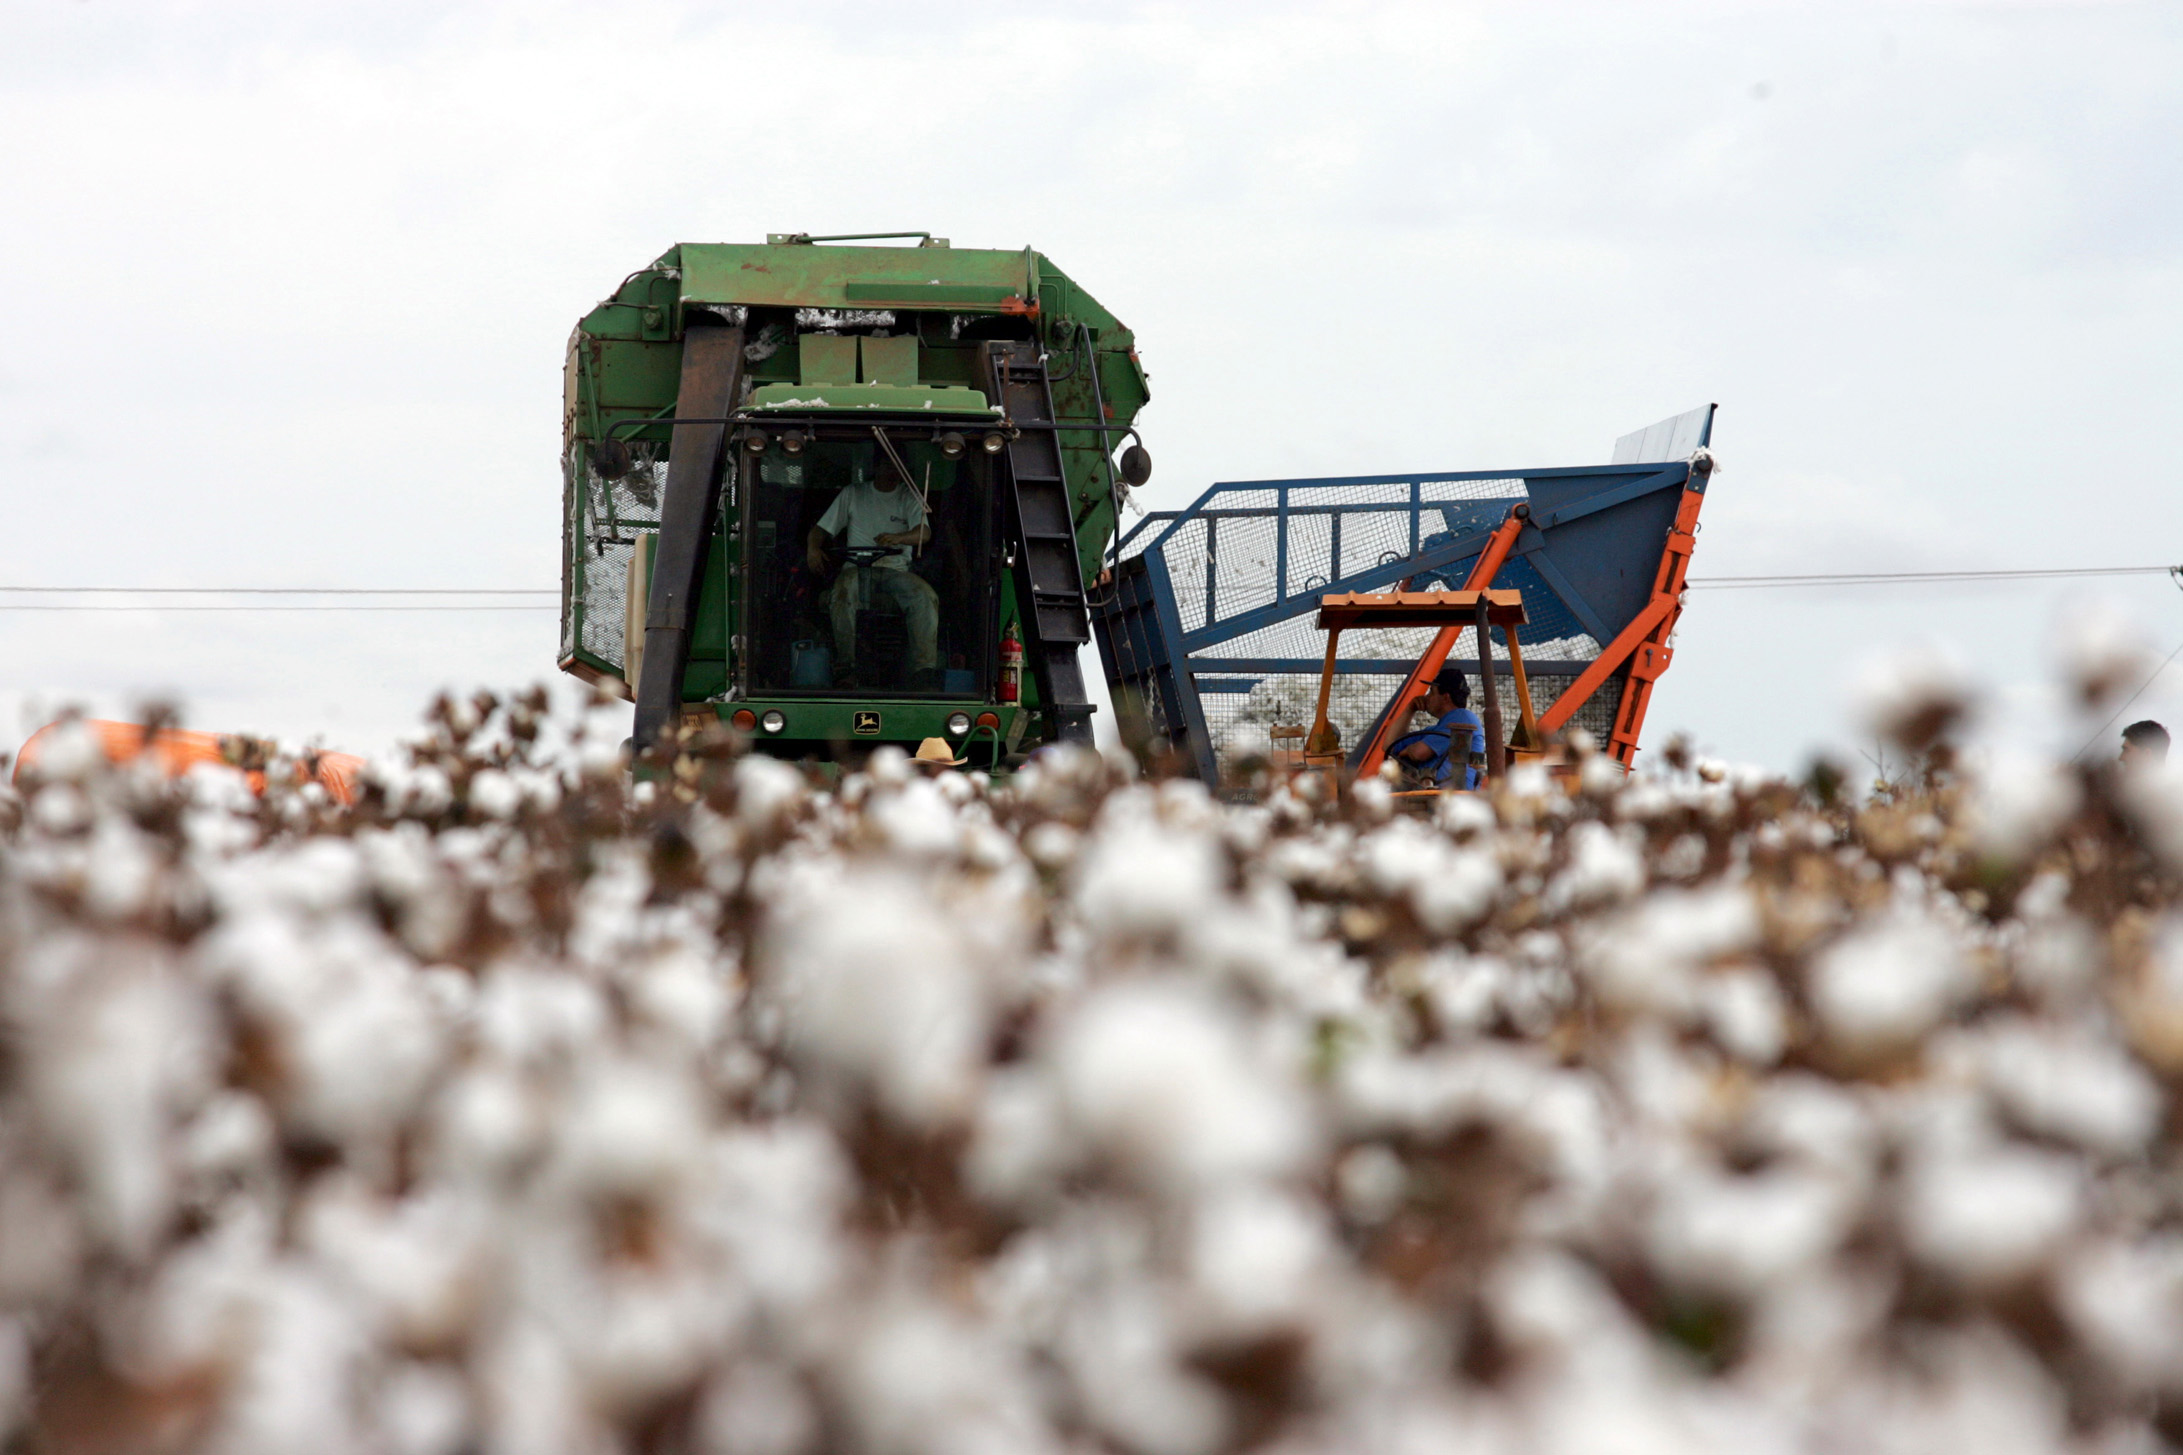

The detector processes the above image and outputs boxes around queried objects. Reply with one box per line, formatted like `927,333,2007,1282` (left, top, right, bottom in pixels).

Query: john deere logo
852,711,881,736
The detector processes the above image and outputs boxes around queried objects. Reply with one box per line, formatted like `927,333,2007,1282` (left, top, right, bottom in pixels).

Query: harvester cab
560,233,1152,766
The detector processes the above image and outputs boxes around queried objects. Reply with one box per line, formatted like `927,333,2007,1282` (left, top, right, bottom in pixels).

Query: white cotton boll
478,1317,599,1455
556,1059,707,1199
466,769,521,820
1578,752,1624,800
29,719,105,783
1073,801,1224,943
1050,979,1310,1196
1972,1019,2162,1158
1699,967,1786,1065
1415,952,1506,1033
961,818,1015,870
766,866,988,1126
25,954,211,1255
378,1360,474,1455
966,1067,1068,1207
1360,819,1438,896
246,837,367,916
1188,1188,1330,1334
1809,909,1971,1055
1022,820,1080,871
402,766,454,818
81,816,158,919
1645,1164,1852,1301
1900,1146,2082,1287
286,959,448,1145
868,778,961,859
1503,762,1553,801
1966,749,2081,864
628,943,736,1052
301,1181,485,1348
30,782,91,835
563,1270,731,1415
2057,1237,2183,1396
0,1317,25,1436
1737,1081,1877,1186
1579,886,1758,1017
180,1089,277,1189
700,1122,850,1314
474,965,609,1069
1851,642,1974,749
1060,1283,1228,1455
209,1262,370,1455
699,1360,817,1455
836,1296,1053,1455
430,1064,545,1183
123,1202,276,1381
1485,1248,1641,1374
1543,821,1644,914
578,734,626,781
1359,821,1502,935
1436,790,1495,837
1336,1143,1408,1225
736,754,806,828
0,1167,81,1304
2014,913,2103,1003
1410,847,1502,936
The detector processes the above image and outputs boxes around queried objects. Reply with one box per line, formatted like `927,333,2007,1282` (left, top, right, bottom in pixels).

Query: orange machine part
13,720,365,806
1536,481,1706,767
1355,509,1530,778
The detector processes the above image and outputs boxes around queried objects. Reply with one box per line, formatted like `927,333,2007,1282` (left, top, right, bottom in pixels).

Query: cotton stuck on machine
560,232,1152,765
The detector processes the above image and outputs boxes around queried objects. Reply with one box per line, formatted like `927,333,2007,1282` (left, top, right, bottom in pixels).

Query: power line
1688,565,2178,590
0,587,553,596
0,604,555,613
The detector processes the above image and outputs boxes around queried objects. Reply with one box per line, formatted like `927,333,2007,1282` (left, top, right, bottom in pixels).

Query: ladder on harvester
982,341,1096,744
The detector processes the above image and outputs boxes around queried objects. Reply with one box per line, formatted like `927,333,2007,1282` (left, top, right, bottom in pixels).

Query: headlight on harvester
760,710,786,734
745,432,770,455
946,712,971,736
981,432,1007,455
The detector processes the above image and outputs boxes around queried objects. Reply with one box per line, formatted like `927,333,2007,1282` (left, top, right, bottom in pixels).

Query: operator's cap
912,737,966,769
1433,667,1470,704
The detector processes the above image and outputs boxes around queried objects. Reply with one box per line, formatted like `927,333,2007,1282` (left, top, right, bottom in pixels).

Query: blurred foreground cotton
1,687,2181,1455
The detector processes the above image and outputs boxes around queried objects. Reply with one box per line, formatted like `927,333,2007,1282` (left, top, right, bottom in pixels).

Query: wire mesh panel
1095,453,1698,783
563,443,664,678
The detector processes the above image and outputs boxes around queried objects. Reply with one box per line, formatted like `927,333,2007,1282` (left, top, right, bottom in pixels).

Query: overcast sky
2,0,2178,771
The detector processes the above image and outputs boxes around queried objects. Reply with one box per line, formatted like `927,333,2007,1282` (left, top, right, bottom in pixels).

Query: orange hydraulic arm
1356,503,1530,777
1537,463,1709,767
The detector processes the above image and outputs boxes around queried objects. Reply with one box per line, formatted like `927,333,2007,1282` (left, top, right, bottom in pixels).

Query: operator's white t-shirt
817,482,926,570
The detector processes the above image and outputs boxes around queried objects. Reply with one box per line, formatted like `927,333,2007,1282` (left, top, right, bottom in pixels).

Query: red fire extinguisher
999,624,1022,703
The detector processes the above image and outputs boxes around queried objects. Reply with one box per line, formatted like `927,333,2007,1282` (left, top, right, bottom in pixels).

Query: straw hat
912,737,967,769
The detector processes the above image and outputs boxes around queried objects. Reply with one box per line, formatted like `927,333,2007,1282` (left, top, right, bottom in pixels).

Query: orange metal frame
1356,475,1708,776
1355,507,1529,776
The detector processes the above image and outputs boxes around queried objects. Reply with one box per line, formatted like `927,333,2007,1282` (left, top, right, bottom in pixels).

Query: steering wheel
837,545,895,565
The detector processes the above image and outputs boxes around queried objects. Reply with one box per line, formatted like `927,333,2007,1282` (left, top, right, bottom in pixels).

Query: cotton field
5,684,2183,1455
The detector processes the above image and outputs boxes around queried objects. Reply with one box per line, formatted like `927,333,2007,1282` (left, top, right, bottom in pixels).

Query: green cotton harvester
560,232,1152,765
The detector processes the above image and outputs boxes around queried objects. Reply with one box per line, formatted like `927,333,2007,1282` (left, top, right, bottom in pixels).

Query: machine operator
806,462,940,687
1389,667,1487,789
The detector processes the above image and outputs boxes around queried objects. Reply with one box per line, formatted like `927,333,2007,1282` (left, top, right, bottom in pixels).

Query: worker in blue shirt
1389,667,1487,789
